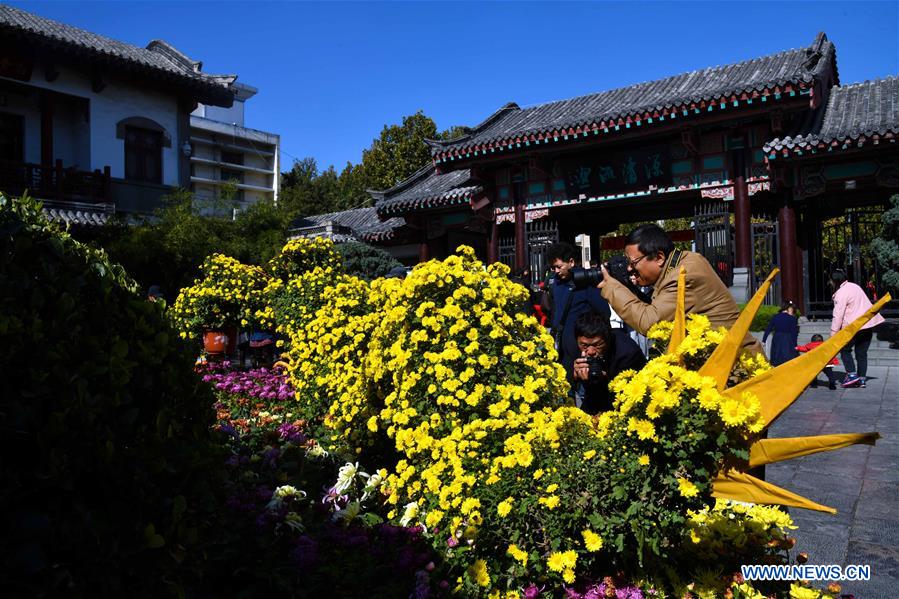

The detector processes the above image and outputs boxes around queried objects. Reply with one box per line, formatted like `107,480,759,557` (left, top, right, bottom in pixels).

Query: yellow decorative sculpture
678,270,892,513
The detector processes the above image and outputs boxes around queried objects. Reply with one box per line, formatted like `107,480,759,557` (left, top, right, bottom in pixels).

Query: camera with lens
585,355,608,383
570,255,651,303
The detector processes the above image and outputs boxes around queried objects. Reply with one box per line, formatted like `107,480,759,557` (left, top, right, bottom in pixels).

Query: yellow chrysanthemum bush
285,275,384,451
267,236,343,280
171,253,271,339
277,245,788,596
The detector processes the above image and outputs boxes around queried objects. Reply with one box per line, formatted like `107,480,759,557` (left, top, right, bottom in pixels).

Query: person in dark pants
762,301,799,366
547,242,611,386
830,270,885,388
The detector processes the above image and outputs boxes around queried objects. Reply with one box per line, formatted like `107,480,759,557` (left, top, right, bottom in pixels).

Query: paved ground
767,366,898,599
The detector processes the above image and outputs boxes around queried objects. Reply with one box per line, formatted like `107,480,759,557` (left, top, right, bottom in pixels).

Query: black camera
585,355,608,382
570,255,651,303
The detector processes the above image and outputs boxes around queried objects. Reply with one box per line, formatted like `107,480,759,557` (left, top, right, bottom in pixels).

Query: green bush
738,303,782,331
0,196,219,596
336,241,402,280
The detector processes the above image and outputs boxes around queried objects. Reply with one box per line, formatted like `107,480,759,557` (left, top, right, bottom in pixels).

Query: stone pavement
766,366,899,598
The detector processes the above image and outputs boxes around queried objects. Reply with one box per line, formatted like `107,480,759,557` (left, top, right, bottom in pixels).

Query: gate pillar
487,217,499,264
777,197,801,306
514,201,527,271
732,151,752,268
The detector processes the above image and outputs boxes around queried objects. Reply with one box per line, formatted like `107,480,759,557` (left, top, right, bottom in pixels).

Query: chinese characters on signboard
563,146,672,198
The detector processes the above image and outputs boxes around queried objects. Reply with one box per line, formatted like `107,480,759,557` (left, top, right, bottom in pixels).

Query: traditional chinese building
0,4,277,226
371,33,897,318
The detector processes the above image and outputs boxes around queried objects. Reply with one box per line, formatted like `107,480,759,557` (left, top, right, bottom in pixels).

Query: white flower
334,461,363,494
267,485,307,511
400,501,419,527
361,471,384,501
332,500,363,523
306,443,329,458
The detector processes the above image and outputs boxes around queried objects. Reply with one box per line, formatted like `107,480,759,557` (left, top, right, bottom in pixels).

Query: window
0,112,24,162
221,151,243,165
124,126,162,183
220,168,244,184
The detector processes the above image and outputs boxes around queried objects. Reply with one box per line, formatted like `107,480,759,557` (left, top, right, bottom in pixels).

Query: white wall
194,101,245,127
1,64,183,185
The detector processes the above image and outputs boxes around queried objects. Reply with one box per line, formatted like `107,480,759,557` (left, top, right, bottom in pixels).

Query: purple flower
523,584,543,599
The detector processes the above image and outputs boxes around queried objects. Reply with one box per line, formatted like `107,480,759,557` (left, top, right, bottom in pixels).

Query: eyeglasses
625,254,648,268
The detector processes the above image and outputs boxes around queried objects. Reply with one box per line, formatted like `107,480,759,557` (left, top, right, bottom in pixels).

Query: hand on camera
596,264,610,289
573,356,590,381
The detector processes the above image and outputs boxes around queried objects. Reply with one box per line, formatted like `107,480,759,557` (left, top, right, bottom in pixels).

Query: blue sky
12,1,899,173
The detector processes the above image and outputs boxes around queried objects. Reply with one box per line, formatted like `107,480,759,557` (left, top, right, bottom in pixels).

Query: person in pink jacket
830,270,885,388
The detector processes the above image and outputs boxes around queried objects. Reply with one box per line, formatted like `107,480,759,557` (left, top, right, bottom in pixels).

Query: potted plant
172,253,270,354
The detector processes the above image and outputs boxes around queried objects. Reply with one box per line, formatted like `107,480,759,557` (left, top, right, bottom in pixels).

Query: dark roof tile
290,206,406,242
764,76,899,158
372,166,481,216
430,33,836,160
0,4,234,105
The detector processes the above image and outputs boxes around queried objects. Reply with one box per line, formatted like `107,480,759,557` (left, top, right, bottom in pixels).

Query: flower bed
180,239,860,598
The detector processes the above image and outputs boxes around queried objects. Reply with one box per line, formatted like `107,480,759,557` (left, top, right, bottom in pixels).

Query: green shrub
336,241,402,280
0,196,219,596
738,303,781,331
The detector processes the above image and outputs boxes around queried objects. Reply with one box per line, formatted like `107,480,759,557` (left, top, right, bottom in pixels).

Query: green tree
361,110,439,191
95,189,290,295
279,157,331,217
872,194,899,293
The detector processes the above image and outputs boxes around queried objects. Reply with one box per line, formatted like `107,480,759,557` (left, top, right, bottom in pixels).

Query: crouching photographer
571,311,647,415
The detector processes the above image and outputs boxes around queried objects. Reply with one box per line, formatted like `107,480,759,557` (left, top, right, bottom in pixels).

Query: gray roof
371,166,481,216
764,76,899,158
42,200,113,227
290,206,406,242
429,33,836,161
0,4,234,106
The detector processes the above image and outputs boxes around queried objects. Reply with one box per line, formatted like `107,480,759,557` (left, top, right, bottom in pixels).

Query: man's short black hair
547,242,578,263
831,269,847,286
625,224,675,258
574,311,612,346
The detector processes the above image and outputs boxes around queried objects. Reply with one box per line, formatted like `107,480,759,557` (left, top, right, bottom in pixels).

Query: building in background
0,4,277,226
190,82,279,214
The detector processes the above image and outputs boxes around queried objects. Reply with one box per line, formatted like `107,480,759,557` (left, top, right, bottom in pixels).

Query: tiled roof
371,166,481,216
429,33,836,164
0,4,234,106
290,206,406,242
764,76,899,159
42,201,113,226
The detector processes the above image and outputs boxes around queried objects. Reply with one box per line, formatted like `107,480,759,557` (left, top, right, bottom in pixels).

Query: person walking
762,301,799,366
830,270,885,388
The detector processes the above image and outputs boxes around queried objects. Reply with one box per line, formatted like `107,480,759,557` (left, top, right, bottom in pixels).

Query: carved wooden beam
770,110,784,135
680,128,699,155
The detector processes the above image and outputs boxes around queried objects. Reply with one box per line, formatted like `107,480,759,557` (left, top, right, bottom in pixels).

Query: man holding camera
597,223,762,353
572,311,646,415
547,242,611,380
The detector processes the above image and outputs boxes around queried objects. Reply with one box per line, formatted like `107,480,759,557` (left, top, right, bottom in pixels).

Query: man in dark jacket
547,242,611,383
572,311,647,415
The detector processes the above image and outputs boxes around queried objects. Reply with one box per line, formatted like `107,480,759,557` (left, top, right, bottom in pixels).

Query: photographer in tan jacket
597,224,763,353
